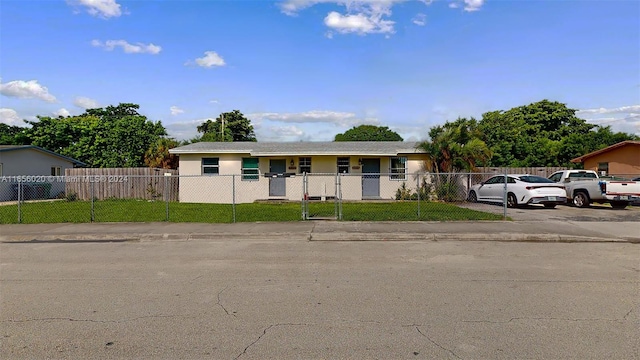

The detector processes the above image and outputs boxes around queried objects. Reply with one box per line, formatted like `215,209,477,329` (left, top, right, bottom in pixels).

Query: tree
195,110,257,142
144,138,180,169
418,117,491,173
478,100,638,167
0,123,30,145
334,125,403,141
24,103,168,167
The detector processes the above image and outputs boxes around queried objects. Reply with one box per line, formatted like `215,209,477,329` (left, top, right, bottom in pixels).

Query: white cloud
412,13,426,26
324,10,394,35
269,125,305,137
73,96,100,109
577,105,640,115
54,108,71,117
165,119,205,140
463,0,484,12
0,79,57,103
67,0,123,18
448,0,485,11
91,39,161,54
248,110,380,127
0,108,21,125
209,99,219,104
187,51,226,68
280,0,483,36
578,105,640,136
170,106,184,115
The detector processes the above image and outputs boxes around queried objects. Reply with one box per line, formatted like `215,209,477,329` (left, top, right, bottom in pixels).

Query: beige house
170,141,427,203
571,140,640,177
0,145,86,201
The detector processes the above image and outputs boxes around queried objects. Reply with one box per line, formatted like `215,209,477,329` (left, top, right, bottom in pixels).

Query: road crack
235,323,308,359
217,286,236,317
415,326,462,359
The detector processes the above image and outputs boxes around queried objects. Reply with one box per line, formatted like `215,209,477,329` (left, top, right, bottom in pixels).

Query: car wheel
507,193,518,208
544,204,556,209
467,191,477,203
573,191,590,208
611,201,628,210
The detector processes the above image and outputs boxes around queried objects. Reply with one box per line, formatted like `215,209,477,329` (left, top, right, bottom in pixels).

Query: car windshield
518,175,554,183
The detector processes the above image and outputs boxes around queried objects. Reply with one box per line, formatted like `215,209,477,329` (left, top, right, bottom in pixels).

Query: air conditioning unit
600,171,607,176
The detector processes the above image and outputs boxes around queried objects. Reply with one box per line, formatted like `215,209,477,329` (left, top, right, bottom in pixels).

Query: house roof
169,141,425,157
570,140,640,163
0,145,87,166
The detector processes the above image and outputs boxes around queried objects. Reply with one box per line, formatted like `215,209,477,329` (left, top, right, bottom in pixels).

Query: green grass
0,199,504,224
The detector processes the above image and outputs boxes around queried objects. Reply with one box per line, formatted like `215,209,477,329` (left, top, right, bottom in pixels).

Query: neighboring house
0,145,86,201
169,141,426,203
570,140,640,177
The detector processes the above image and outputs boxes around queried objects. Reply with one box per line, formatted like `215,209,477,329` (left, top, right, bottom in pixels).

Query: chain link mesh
3,171,637,224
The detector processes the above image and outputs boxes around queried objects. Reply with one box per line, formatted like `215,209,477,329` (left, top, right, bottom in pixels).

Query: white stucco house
169,141,427,203
0,145,86,201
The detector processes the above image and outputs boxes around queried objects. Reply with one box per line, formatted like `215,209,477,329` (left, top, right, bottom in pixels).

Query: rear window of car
519,175,554,183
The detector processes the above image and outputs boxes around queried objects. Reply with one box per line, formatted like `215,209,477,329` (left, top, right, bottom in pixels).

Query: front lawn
0,199,505,224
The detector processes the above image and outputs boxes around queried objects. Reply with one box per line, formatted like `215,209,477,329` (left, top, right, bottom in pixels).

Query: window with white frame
242,157,259,181
51,166,61,176
390,157,407,180
202,157,219,175
337,157,350,174
299,157,311,173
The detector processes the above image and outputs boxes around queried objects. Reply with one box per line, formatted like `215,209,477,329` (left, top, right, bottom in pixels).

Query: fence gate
302,173,341,220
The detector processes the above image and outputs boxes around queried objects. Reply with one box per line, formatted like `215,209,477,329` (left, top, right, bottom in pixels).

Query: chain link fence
1,172,637,224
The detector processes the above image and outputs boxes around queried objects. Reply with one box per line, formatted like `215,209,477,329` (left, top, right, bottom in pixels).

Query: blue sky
1,0,639,141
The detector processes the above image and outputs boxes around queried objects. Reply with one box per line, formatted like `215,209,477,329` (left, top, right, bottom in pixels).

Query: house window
390,157,407,180
597,162,609,176
299,157,311,174
337,157,350,174
51,167,61,176
202,158,219,175
242,157,259,181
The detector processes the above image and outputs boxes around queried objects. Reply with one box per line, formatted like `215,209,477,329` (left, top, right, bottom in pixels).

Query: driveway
459,202,640,222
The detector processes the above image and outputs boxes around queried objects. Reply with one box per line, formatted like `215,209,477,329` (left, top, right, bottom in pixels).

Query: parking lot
459,202,640,222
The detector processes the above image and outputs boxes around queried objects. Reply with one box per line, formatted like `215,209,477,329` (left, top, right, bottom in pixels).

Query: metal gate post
164,175,169,221
232,175,236,223
91,180,95,222
337,174,343,220
17,181,22,223
417,173,422,219
302,173,307,220
503,172,508,220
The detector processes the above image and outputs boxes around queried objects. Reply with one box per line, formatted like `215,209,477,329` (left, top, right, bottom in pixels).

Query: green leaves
478,100,638,167
21,103,167,168
334,125,403,141
419,117,491,173
195,110,257,142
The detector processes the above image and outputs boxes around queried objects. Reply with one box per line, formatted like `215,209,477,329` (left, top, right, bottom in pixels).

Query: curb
1,232,633,243
308,232,628,243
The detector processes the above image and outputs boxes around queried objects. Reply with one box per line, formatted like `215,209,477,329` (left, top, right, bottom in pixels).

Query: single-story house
570,140,640,177
169,141,427,203
0,145,86,201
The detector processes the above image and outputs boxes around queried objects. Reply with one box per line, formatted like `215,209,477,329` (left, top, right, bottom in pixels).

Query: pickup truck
548,170,640,209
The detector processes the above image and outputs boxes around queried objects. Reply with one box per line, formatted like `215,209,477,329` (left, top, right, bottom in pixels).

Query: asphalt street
1,237,638,359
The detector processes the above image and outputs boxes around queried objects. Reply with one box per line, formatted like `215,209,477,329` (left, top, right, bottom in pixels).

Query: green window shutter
243,158,259,169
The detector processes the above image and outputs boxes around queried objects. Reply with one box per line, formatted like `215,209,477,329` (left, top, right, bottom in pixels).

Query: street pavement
1,219,639,243
1,234,638,359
